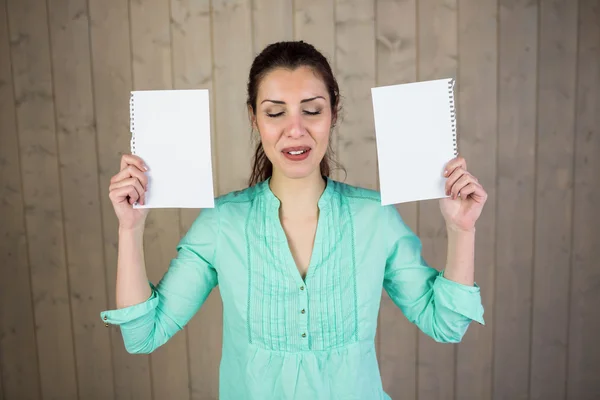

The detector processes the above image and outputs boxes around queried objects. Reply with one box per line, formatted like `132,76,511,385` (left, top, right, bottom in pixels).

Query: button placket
298,283,309,349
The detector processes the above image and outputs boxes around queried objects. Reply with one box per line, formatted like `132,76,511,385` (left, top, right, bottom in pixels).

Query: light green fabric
101,177,485,399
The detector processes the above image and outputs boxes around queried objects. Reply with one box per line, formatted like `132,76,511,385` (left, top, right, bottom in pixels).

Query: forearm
116,226,152,309
443,227,476,286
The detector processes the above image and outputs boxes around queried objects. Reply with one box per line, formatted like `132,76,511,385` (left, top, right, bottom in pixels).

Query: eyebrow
260,96,325,105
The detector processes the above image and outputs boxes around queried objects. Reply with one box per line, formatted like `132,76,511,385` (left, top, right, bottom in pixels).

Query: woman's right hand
109,154,150,230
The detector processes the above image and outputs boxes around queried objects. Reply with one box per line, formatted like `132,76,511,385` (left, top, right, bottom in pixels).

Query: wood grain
374,1,418,399
5,0,79,397
0,0,40,398
252,0,293,53
46,0,115,397
211,0,253,194
416,1,458,398
88,0,154,398
334,0,377,189
455,0,497,399
567,1,600,398
494,1,538,399
129,0,190,398
530,1,579,399
293,0,335,61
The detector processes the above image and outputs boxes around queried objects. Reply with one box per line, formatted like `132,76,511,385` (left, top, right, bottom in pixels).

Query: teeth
288,150,306,155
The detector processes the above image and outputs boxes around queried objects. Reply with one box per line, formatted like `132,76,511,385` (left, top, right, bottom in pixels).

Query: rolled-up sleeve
100,205,220,354
381,205,484,343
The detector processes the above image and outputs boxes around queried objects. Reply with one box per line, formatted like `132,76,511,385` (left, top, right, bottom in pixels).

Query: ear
247,104,257,130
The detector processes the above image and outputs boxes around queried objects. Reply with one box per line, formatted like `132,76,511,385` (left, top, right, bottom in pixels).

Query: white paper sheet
130,89,214,208
371,78,457,205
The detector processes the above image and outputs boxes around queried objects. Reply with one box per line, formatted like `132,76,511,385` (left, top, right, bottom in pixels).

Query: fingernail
444,170,448,176
143,164,149,171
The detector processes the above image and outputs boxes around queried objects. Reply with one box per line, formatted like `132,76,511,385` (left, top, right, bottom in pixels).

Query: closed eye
267,110,321,118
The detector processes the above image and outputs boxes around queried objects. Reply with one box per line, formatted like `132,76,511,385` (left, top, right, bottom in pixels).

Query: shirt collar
258,175,334,217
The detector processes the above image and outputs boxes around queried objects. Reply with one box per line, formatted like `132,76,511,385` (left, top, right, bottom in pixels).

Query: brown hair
246,41,344,187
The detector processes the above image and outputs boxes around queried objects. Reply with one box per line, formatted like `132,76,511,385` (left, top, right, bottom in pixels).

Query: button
302,333,306,338
301,309,305,314
103,316,107,320
300,286,304,291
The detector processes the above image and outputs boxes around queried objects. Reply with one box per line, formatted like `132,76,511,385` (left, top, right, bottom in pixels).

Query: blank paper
130,89,214,208
371,78,457,205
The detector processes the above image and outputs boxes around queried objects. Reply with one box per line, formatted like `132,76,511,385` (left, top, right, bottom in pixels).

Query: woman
103,41,487,399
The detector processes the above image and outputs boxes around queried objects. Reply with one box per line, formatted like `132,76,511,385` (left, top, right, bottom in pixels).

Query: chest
214,201,387,352
280,216,318,279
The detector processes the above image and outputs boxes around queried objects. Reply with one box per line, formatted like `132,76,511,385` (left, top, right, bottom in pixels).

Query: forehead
257,66,329,101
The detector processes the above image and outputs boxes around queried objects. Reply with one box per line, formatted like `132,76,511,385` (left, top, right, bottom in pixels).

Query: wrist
446,224,476,235
119,224,145,236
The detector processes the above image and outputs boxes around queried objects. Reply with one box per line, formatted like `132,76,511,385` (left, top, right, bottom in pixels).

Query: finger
109,185,141,205
109,177,146,199
445,167,469,195
450,172,477,199
443,155,467,177
120,154,149,173
458,182,487,203
110,164,149,190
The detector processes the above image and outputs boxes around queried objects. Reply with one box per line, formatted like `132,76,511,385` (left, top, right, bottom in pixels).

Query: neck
269,169,326,219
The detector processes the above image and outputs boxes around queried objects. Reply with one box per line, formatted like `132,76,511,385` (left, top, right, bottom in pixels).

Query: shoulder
328,178,385,217
328,178,411,235
209,181,267,221
183,183,260,242
328,179,381,205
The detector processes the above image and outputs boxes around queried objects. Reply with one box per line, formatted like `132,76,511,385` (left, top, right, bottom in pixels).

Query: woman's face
252,66,334,180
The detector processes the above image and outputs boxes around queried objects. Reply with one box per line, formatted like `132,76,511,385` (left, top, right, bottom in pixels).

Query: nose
286,113,306,138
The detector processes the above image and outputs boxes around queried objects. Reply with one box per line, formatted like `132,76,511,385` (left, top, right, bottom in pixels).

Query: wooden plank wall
1,1,599,399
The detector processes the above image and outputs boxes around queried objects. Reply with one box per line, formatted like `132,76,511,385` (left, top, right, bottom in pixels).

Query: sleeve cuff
100,282,158,326
433,270,485,325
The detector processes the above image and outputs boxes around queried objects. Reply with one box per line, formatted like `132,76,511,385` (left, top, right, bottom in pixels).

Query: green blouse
101,177,485,399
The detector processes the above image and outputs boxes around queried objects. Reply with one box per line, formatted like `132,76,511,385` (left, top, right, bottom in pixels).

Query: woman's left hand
439,155,488,232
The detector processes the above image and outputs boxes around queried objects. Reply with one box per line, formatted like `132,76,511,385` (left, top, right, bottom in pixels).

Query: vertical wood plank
293,0,338,179
170,0,221,398
416,1,457,398
293,0,335,61
531,1,579,399
494,1,538,399
212,0,254,193
0,0,41,398
129,0,190,399
46,0,115,397
88,0,153,398
252,0,293,53
5,0,79,398
568,1,600,398
374,1,417,399
334,0,377,189
455,0,497,399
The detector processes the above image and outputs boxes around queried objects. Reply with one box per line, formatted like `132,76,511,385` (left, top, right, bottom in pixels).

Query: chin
276,155,322,180
278,164,319,180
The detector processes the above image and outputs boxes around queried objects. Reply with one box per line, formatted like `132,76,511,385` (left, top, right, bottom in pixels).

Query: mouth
282,146,312,161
